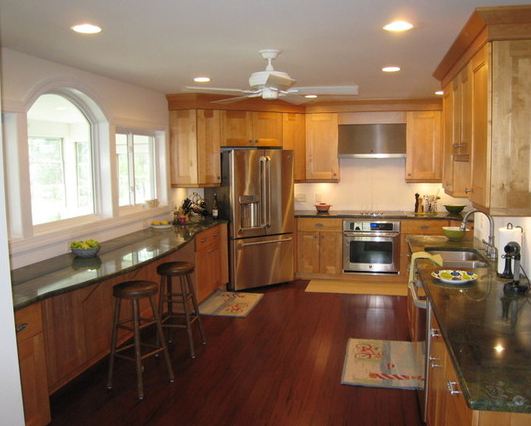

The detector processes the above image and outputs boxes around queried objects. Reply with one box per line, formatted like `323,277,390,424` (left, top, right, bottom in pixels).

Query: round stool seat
157,261,194,276
113,280,158,299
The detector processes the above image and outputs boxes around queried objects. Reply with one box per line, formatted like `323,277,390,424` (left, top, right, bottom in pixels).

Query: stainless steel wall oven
343,220,400,273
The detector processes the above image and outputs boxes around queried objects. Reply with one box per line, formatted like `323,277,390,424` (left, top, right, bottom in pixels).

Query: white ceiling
0,0,528,100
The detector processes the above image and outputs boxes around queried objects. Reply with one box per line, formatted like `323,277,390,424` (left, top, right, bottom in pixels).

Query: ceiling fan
184,49,359,104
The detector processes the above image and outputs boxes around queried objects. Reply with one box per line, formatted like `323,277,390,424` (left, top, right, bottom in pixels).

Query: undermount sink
425,247,488,269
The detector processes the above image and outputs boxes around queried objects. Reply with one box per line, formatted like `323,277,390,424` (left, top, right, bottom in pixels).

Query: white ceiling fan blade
211,93,262,104
278,94,308,105
184,86,251,95
288,85,359,95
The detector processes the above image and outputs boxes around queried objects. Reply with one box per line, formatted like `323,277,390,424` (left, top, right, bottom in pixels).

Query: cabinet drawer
297,218,342,232
401,220,449,234
15,303,43,341
195,226,221,252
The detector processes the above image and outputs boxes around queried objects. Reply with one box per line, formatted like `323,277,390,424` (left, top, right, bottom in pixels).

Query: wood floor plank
49,280,422,426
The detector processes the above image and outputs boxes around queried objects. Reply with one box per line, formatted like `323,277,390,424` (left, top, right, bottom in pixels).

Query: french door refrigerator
208,148,294,291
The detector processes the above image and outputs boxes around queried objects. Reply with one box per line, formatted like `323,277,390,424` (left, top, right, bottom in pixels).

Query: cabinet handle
447,381,462,396
420,225,429,230
315,223,324,228
16,323,28,333
430,328,441,338
429,356,441,368
464,188,472,194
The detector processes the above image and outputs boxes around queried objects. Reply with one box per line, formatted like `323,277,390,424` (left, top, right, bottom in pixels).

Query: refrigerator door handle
259,156,268,227
266,156,272,227
238,237,293,248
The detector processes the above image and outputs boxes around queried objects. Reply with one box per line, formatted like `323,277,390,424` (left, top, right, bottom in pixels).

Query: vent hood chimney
338,123,406,158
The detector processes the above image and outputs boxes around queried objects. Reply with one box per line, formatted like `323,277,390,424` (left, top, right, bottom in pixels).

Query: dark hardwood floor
49,280,422,426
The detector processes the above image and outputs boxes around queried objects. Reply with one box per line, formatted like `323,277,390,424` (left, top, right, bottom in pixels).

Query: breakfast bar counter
11,219,227,310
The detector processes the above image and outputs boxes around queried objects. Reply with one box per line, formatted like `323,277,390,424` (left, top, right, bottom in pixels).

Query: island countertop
408,235,531,414
10,220,226,311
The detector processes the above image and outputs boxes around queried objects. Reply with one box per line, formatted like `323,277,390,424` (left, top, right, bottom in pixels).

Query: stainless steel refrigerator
207,149,294,291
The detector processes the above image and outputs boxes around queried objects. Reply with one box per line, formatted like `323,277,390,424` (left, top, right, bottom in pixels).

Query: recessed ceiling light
193,77,211,83
382,66,401,73
304,95,318,99
435,90,444,96
71,23,102,34
383,20,414,32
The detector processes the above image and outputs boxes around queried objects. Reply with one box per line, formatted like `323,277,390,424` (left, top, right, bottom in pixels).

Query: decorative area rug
341,338,423,390
199,290,263,317
305,280,407,296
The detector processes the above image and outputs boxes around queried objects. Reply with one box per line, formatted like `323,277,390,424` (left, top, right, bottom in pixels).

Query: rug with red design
199,290,263,318
341,338,424,389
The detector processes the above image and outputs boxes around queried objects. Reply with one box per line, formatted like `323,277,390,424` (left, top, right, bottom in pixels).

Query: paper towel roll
497,225,523,274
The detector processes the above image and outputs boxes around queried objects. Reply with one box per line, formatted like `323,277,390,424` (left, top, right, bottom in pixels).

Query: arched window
27,93,94,225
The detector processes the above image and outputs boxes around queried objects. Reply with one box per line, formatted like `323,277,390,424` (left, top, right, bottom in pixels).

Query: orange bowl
315,203,331,213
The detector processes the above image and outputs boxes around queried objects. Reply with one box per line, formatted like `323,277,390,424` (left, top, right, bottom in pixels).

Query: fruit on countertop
151,220,170,225
70,239,100,250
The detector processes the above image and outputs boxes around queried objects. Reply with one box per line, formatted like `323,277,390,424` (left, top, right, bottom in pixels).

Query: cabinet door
444,354,473,426
319,231,342,275
169,110,198,186
221,110,253,146
456,67,472,161
297,231,320,273
305,113,339,181
406,111,442,182
282,113,306,181
469,44,490,208
252,111,282,146
197,109,221,185
17,334,51,426
427,316,447,426
442,86,455,193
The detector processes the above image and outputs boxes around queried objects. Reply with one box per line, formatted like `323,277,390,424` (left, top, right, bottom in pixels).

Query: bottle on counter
212,193,219,219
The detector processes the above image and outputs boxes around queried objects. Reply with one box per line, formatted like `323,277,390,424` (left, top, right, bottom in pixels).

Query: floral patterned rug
341,338,424,390
199,290,264,317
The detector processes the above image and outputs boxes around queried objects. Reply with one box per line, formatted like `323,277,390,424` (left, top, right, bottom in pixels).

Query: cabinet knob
447,381,462,396
407,173,412,176
16,323,28,333
464,188,472,194
429,356,441,368
430,328,441,338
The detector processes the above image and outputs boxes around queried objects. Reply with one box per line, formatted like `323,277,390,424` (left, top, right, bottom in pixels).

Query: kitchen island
409,235,531,424
11,220,228,426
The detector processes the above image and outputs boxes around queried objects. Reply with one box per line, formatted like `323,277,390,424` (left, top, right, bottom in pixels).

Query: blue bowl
71,247,100,258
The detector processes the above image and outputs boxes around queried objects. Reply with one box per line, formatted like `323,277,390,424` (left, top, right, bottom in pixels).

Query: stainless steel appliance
343,220,400,273
338,123,406,158
208,149,294,291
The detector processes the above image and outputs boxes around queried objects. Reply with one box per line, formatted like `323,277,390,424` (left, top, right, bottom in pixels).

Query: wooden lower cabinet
195,224,228,302
15,303,51,426
296,218,342,276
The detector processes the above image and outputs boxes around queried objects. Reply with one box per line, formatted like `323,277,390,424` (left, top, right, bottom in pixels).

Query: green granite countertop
295,210,464,220
11,220,226,311
408,235,531,414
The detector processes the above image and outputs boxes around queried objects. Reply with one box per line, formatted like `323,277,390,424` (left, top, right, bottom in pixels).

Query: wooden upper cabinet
282,113,306,181
442,86,454,193
305,113,339,181
469,44,490,209
169,109,221,187
405,111,442,182
220,110,282,147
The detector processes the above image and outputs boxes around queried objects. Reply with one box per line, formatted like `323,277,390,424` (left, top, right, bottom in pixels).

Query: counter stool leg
132,298,144,400
107,297,121,390
186,273,206,345
149,296,174,383
166,276,174,344
180,276,195,358
156,277,166,348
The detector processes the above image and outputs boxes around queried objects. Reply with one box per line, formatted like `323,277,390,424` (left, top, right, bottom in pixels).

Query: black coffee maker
501,242,529,293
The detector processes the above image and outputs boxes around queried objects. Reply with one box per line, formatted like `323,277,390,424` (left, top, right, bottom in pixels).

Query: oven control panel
343,220,400,233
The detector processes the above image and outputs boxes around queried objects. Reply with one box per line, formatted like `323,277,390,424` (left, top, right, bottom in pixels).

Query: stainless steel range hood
338,123,406,158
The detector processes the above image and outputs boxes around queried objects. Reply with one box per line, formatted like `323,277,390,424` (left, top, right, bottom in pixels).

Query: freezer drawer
230,234,294,291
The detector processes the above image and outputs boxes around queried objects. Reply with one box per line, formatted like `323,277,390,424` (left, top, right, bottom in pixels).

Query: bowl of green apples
70,239,101,258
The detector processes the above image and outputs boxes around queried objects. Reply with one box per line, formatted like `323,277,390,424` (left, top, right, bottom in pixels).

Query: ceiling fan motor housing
249,70,295,91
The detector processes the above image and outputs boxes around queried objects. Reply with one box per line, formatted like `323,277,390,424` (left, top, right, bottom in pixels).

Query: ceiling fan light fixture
71,23,102,34
383,20,414,32
382,66,401,73
304,95,318,99
434,90,444,96
193,76,211,83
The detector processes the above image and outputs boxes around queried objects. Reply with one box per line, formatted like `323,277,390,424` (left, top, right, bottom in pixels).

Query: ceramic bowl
442,226,467,241
71,246,100,258
444,205,466,214
315,203,331,213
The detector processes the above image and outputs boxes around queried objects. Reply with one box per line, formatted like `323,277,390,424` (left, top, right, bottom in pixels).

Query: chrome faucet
460,209,497,261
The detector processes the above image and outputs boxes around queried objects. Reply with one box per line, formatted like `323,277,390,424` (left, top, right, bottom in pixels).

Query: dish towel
408,251,444,285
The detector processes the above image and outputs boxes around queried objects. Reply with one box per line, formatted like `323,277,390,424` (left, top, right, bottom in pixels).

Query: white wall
0,75,25,425
1,48,172,268
294,158,469,211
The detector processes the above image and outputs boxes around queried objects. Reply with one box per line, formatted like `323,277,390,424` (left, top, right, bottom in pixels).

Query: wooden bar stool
106,280,174,400
157,261,206,358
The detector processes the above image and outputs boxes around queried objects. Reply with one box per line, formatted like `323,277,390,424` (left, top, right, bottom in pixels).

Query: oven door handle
344,232,399,238
408,281,427,309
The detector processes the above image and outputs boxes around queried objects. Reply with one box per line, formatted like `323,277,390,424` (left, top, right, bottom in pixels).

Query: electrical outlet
295,193,306,202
